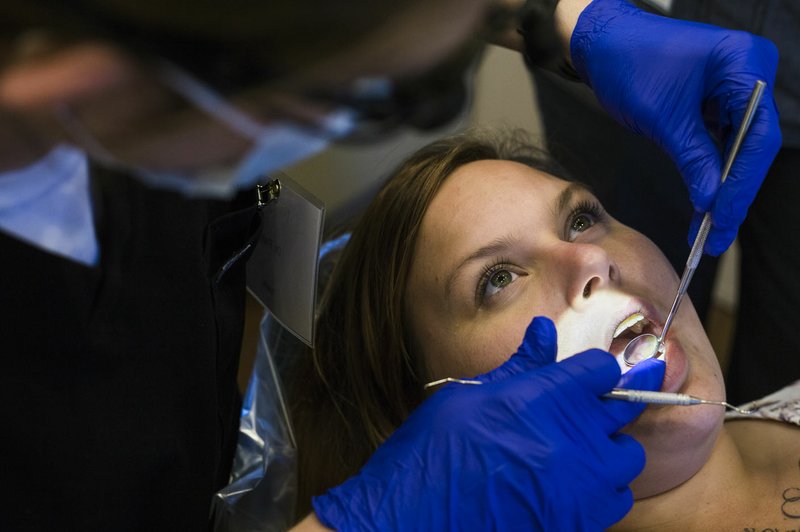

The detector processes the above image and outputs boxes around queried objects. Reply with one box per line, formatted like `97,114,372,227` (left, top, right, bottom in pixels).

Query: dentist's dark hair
0,0,483,130
284,129,572,521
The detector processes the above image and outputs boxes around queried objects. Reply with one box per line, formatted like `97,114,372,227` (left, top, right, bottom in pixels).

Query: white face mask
58,62,357,198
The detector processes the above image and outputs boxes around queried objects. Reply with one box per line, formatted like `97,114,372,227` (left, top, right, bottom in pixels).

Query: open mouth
608,312,660,357
602,302,688,392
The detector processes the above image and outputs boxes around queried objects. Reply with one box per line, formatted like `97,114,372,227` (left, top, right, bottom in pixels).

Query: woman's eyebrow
555,182,592,217
444,236,519,298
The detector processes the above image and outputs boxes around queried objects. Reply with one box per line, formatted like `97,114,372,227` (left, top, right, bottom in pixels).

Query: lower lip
660,338,689,393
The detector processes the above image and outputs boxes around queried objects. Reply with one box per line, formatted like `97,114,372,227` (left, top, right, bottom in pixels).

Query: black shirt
0,164,261,531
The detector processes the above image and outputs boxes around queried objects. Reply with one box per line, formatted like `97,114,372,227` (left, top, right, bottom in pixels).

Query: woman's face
405,159,726,497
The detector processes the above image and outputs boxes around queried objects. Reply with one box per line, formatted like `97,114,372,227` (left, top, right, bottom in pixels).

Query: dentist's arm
553,0,592,44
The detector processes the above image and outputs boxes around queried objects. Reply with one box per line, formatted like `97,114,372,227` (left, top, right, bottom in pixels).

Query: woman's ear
0,37,136,109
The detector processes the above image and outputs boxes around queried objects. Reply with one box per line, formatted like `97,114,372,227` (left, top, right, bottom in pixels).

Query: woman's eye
571,213,594,233
484,268,517,298
566,200,605,240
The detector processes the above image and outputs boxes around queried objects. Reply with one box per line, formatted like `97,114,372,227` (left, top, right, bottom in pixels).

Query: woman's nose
557,243,620,306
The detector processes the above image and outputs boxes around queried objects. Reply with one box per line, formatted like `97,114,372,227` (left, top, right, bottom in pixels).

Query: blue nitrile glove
570,0,782,255
616,357,666,391
312,317,665,530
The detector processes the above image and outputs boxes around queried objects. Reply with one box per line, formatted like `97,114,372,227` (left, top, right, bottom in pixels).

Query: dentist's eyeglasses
34,0,499,150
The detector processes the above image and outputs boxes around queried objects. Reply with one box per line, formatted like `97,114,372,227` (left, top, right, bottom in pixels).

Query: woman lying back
285,131,800,528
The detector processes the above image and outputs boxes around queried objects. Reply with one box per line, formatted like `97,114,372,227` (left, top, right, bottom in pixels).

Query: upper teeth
614,312,646,338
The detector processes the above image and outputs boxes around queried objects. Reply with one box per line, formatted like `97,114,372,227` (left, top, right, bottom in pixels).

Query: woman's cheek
618,229,679,290
439,320,527,377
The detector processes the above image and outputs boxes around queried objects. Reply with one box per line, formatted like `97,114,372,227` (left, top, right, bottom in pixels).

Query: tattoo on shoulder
781,458,800,519
743,529,800,532
742,460,800,530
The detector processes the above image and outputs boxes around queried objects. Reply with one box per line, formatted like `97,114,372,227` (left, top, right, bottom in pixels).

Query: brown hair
285,130,570,520
0,1,486,129
0,1,415,66
0,0,475,95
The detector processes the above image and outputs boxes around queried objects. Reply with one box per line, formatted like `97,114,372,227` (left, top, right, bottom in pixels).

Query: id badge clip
246,173,325,347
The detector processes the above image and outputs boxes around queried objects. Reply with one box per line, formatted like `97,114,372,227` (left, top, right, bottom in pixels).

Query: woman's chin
627,405,724,499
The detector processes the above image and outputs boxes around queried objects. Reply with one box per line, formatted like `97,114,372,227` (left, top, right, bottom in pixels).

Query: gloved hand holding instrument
570,0,782,256
313,317,665,530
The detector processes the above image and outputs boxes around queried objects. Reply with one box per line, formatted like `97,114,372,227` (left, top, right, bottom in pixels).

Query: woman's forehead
449,159,563,188
413,159,570,271
429,159,567,215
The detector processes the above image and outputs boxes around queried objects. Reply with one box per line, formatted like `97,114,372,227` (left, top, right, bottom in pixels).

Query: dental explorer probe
622,79,768,367
423,380,769,415
604,388,761,415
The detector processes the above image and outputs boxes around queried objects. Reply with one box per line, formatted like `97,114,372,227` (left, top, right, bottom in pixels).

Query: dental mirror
622,333,663,366
622,80,766,368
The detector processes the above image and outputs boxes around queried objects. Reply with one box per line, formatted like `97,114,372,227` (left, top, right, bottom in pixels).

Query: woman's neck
613,421,800,530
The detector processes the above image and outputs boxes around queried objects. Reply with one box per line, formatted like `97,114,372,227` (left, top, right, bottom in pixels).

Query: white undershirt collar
0,144,98,266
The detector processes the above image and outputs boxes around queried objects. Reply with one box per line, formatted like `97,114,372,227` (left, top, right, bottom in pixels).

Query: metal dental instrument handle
423,377,483,389
622,80,767,367
603,388,761,415
661,79,766,344
424,380,770,415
